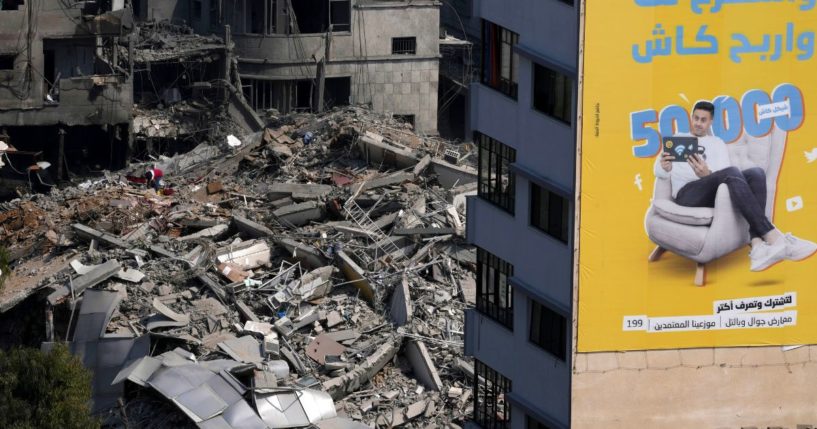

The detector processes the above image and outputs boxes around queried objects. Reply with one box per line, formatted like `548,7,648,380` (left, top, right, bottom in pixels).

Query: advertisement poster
578,0,817,351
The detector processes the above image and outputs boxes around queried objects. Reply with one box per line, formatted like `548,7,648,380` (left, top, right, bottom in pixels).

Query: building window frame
481,19,519,99
474,359,512,429
229,0,277,35
529,298,567,361
328,0,351,32
529,182,570,244
391,37,417,55
477,247,514,330
532,62,573,126
477,132,516,214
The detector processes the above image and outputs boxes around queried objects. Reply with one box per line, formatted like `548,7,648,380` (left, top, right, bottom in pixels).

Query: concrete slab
404,340,443,391
272,201,323,227
390,276,412,326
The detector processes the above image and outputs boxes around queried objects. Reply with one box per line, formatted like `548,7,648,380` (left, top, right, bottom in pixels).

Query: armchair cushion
652,200,714,226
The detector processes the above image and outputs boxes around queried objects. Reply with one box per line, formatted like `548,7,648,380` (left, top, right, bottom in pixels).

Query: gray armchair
644,126,787,285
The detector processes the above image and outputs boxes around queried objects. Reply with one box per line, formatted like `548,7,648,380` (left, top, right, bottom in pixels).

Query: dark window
527,415,553,429
481,20,518,99
329,0,350,32
533,63,573,125
289,0,347,33
393,114,415,129
474,359,511,429
209,1,219,28
248,0,265,34
267,0,276,34
324,76,351,109
477,132,516,214
1,0,23,11
193,0,203,20
477,247,514,330
392,37,417,55
530,183,569,243
530,299,567,361
228,0,276,34
556,0,574,5
0,54,14,70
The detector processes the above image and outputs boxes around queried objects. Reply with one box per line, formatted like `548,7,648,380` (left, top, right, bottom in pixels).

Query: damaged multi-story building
134,0,441,134
0,1,134,191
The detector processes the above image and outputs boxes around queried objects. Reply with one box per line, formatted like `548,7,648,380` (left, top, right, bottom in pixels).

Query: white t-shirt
653,133,731,198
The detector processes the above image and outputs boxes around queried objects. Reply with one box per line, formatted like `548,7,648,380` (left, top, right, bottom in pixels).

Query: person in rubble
144,166,165,194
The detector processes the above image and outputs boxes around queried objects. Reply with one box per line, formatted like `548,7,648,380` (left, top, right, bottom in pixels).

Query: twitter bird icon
805,148,817,163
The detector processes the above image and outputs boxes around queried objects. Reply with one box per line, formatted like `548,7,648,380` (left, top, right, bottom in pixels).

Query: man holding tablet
653,100,816,271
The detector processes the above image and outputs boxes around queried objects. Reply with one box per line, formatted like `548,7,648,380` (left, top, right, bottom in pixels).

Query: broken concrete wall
227,0,440,133
0,1,133,124
138,0,217,35
404,340,443,391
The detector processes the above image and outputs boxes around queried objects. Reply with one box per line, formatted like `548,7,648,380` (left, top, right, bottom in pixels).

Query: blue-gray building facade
464,1,579,428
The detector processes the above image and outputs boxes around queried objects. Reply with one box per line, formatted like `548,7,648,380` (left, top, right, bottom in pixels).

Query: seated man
653,100,816,271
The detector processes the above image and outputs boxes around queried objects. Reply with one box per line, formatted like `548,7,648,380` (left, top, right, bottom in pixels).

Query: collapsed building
0,1,134,193
0,1,263,197
134,0,441,134
0,106,479,427
0,2,479,426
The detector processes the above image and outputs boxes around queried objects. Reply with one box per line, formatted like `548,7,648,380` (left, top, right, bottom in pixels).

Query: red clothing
147,168,163,180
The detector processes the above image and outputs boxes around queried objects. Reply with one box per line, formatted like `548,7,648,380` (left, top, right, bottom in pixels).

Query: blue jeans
152,178,164,191
675,167,773,239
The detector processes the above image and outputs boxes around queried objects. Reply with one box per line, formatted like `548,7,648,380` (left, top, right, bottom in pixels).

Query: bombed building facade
134,0,441,134
0,1,134,189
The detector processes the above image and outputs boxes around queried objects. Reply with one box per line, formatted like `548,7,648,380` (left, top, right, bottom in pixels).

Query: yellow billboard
578,0,817,351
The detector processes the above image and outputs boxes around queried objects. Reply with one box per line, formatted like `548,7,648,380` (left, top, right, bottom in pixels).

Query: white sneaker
784,233,817,261
750,240,787,271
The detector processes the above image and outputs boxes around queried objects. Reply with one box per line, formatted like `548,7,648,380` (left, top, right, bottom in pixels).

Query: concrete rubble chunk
218,262,249,283
272,201,323,227
236,300,261,323
217,240,271,270
232,215,275,238
306,333,347,365
71,259,145,283
390,275,412,326
413,154,432,176
323,340,400,400
48,259,122,305
146,298,191,331
267,183,333,200
71,223,129,248
352,171,415,194
404,340,443,391
178,223,229,241
276,238,329,269
218,335,264,364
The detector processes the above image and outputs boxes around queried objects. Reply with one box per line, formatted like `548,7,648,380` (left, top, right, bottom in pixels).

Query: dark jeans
675,167,774,239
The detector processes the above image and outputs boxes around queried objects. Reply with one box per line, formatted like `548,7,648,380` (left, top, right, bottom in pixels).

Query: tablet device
662,136,704,162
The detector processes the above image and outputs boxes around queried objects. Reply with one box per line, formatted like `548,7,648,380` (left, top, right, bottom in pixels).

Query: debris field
0,106,479,428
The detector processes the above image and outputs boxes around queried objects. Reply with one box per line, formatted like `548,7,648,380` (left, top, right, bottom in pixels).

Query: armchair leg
648,246,667,262
695,263,706,286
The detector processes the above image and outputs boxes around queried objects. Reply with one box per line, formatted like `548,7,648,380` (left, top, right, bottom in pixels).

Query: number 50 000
630,84,805,158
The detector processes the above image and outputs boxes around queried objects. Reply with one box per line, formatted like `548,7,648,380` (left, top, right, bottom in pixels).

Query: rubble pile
0,106,479,428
